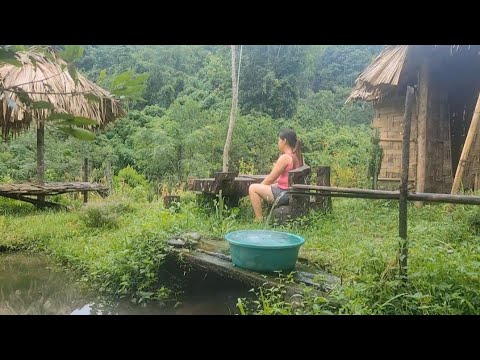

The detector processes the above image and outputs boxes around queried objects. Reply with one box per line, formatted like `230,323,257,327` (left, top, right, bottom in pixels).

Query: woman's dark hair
279,128,303,167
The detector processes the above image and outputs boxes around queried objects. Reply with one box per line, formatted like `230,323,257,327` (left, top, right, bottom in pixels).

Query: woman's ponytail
293,138,303,167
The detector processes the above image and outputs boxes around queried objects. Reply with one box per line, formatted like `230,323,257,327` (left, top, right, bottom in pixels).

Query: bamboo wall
372,97,417,189
426,76,453,193
372,90,453,194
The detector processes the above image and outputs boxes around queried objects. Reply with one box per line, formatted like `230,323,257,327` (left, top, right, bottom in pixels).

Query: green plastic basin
224,230,305,272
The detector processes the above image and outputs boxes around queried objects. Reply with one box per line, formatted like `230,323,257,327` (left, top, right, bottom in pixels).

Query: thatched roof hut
348,45,480,194
0,48,125,139
0,48,126,199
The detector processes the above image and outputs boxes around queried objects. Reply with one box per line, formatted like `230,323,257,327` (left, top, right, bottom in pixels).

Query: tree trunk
222,45,238,172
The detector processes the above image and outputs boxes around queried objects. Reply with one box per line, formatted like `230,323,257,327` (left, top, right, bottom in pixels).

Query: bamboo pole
399,86,415,281
416,60,429,204
290,186,480,205
290,191,398,200
292,184,400,196
451,91,480,194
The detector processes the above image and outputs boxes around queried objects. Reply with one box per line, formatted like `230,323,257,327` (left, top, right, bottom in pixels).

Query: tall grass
2,190,480,314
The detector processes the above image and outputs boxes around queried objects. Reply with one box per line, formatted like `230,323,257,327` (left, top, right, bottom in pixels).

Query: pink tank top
277,153,295,190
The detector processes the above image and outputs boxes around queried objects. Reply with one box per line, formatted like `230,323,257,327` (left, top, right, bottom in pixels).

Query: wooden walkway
0,182,107,196
0,182,108,208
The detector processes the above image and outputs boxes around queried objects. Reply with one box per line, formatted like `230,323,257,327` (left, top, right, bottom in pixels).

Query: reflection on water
0,252,86,315
0,252,249,315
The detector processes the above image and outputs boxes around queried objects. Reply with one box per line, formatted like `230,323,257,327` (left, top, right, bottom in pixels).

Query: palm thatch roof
347,45,411,103
347,45,480,104
0,48,125,139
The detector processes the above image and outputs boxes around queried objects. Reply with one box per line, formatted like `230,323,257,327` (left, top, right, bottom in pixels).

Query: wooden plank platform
0,182,109,208
0,182,108,196
171,236,340,295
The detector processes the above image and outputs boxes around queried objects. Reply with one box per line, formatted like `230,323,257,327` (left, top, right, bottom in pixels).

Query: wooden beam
416,59,429,202
317,166,332,213
451,92,480,194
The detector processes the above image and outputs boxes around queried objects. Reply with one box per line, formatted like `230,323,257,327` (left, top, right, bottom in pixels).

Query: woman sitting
248,128,303,221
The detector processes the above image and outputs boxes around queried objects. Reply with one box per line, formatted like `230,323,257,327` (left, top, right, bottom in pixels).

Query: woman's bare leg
248,184,274,220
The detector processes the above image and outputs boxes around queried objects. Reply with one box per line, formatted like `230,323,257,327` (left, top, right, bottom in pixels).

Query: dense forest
0,45,383,189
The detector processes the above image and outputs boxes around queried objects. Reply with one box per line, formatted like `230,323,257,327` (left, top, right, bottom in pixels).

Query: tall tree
222,45,239,172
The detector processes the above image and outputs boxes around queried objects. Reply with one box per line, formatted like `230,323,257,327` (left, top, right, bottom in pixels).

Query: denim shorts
271,185,289,206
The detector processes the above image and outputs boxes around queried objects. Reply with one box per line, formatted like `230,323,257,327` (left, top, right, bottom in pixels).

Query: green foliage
110,70,149,99
59,45,85,63
211,191,238,237
0,47,22,66
312,45,384,91
59,126,96,141
467,209,480,235
80,202,134,229
32,101,54,110
115,165,149,189
239,45,308,119
237,274,295,315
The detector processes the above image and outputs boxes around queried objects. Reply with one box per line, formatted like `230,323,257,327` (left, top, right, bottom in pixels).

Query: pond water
0,252,250,315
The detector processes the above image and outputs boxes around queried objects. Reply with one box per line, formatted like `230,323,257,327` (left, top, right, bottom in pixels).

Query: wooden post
317,166,332,213
105,160,113,195
83,158,89,204
399,86,415,281
451,92,480,194
416,59,429,205
36,120,45,205
288,166,311,214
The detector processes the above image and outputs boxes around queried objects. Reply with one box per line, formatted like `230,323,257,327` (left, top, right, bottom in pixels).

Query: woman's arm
261,154,290,185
